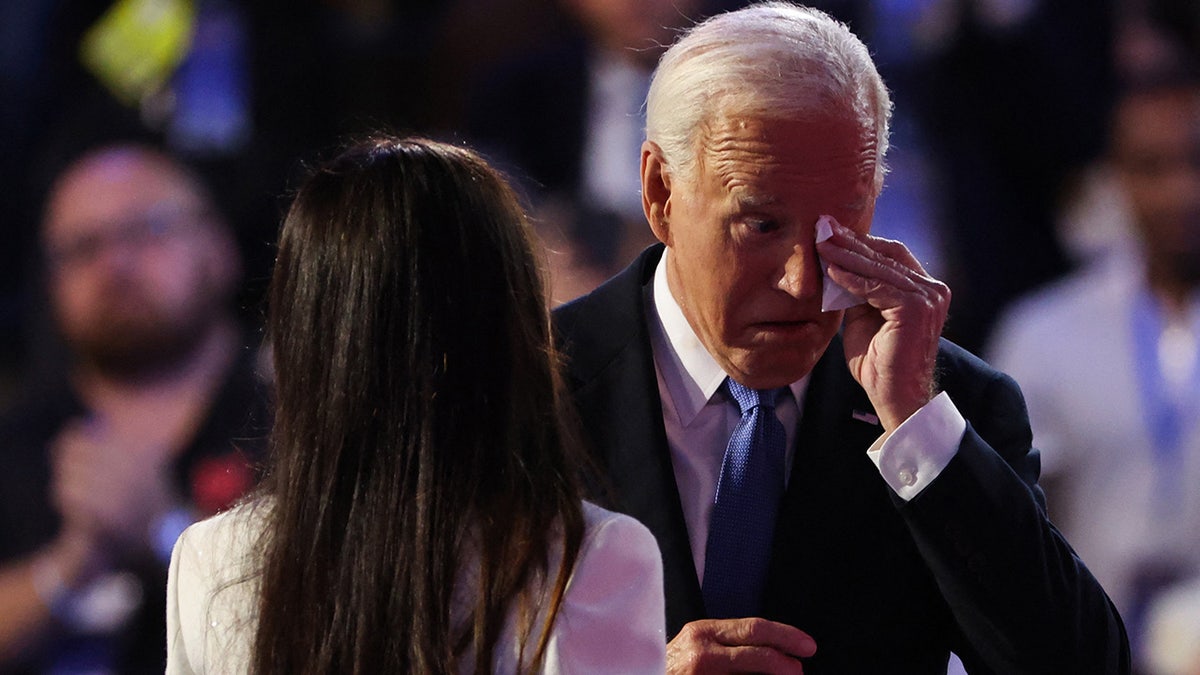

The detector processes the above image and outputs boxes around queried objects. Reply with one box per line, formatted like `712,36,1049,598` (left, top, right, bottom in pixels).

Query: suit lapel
764,334,891,615
789,334,883,489
555,246,706,636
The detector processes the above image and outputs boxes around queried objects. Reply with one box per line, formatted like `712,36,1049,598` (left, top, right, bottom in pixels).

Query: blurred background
6,0,1180,398
4,1,1200,673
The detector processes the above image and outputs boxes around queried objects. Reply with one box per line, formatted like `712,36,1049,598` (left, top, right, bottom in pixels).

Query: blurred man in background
989,61,1200,671
0,144,267,675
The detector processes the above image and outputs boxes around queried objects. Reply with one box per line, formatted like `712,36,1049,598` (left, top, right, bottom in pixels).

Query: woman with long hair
164,136,665,673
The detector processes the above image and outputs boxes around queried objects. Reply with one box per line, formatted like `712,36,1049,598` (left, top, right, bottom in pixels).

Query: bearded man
0,144,267,675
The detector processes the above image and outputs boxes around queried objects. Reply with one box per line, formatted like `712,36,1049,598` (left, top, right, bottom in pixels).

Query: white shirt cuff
866,391,966,501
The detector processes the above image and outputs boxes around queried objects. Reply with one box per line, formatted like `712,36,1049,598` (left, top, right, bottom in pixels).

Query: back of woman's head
258,136,583,674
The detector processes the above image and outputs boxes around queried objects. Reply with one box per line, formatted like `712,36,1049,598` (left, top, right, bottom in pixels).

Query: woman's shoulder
581,501,647,532
168,501,267,674
174,500,270,583
578,501,659,562
186,500,264,533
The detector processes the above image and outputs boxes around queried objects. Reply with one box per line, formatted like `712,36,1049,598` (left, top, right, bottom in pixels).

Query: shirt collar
649,248,809,425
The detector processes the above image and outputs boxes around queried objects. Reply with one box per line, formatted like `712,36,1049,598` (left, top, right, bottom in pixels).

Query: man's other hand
667,618,816,674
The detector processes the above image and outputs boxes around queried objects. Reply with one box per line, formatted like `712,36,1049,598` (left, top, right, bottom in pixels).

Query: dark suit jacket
554,245,1130,674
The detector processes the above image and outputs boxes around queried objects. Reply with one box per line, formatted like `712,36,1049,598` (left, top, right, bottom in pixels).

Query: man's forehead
48,158,202,232
65,151,193,196
697,114,878,196
730,188,872,214
700,112,878,166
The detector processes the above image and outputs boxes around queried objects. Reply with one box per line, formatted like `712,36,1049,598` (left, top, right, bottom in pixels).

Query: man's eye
746,219,779,234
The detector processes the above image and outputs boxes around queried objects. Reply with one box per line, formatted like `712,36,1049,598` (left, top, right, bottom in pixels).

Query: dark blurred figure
1148,0,1200,58
988,56,1200,670
894,0,1116,352
0,0,63,401
6,0,318,314
1,0,451,396
466,0,727,303
0,144,268,675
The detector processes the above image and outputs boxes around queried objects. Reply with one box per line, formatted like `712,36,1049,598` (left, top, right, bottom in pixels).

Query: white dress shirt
647,249,965,581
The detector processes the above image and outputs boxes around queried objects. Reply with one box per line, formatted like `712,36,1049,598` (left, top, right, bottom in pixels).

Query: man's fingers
675,645,808,674
858,231,928,275
816,220,938,293
725,644,809,673
668,618,817,673
822,217,927,272
708,617,817,657
824,264,908,309
820,244,921,295
818,223,951,315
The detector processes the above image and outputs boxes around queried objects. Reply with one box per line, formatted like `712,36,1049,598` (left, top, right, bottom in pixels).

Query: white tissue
815,215,865,312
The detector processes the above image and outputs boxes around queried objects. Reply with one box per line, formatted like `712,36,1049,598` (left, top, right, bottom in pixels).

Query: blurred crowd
2,0,1200,673
0,0,1135,385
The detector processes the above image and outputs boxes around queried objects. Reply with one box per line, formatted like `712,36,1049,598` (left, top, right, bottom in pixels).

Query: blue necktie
702,379,788,618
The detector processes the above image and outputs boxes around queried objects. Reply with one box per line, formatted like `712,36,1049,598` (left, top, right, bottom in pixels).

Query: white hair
645,1,892,190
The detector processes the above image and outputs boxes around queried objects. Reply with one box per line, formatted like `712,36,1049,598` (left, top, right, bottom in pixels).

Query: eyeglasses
46,203,210,269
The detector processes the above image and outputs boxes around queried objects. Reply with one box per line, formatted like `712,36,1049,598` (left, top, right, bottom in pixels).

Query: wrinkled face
646,112,878,388
42,151,236,374
1111,88,1200,284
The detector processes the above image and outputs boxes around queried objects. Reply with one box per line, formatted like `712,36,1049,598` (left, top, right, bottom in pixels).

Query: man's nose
86,234,146,281
777,241,819,299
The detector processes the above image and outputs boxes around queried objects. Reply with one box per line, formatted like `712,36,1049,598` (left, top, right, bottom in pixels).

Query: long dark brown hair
254,136,585,673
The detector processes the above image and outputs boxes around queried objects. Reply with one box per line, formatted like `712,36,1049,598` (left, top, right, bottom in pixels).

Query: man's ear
641,140,673,247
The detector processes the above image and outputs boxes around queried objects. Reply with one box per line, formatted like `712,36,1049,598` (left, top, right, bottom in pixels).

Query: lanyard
1130,288,1200,507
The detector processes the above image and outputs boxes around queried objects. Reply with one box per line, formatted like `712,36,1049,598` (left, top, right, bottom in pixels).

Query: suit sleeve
901,367,1131,674
541,512,667,674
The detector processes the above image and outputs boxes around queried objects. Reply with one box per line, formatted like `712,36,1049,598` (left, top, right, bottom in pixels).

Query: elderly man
0,144,266,674
554,3,1129,673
